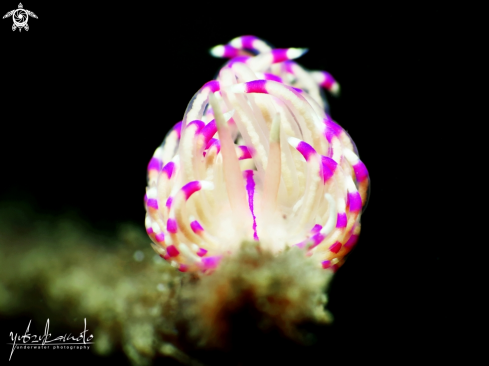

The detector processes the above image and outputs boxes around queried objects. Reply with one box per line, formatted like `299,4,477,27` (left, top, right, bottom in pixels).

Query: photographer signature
8,318,94,361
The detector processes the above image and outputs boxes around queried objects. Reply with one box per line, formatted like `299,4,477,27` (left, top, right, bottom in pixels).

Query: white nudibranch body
144,35,369,273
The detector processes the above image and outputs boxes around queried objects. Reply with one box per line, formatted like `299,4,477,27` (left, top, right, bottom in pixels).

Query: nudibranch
144,35,369,274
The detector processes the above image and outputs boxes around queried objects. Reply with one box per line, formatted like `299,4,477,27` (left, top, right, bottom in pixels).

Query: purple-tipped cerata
144,36,369,273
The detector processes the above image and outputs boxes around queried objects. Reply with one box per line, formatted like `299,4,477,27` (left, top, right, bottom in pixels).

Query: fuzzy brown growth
177,241,334,353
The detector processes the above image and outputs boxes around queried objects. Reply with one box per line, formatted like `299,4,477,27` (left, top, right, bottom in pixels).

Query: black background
1,1,459,365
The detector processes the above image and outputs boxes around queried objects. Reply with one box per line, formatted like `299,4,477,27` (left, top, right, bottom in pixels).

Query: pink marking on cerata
203,80,220,93
162,161,175,179
197,248,208,257
321,260,332,269
238,145,252,160
166,196,173,208
271,49,289,63
147,157,162,172
187,120,205,133
296,141,316,161
190,220,204,234
201,120,217,146
173,121,182,139
344,234,359,249
244,170,259,241
146,199,158,210
348,192,362,212
146,227,154,235
324,116,343,137
329,241,342,254
178,264,189,272
167,218,177,233
336,213,347,228
155,232,165,243
310,224,322,234
205,138,221,155
320,71,336,90
166,245,179,257
246,80,267,94
241,35,257,49
322,155,337,173
321,156,337,183
160,253,170,261
263,73,283,83
284,61,295,74
202,256,222,269
228,56,251,67
308,233,326,249
223,45,240,58
181,181,202,200
324,127,335,144
353,161,369,182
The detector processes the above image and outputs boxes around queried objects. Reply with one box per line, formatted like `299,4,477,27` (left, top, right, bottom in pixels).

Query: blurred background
1,1,453,365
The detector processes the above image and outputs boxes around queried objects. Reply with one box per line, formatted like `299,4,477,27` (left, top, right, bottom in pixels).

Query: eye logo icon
3,3,37,32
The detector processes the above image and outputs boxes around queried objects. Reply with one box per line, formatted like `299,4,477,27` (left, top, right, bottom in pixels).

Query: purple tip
344,234,359,249
162,161,175,179
147,157,162,172
296,141,316,161
155,232,165,243
190,220,204,233
173,122,182,139
203,80,220,93
166,196,173,209
284,61,295,74
201,120,217,146
321,156,337,183
329,241,342,254
353,161,369,182
320,71,336,90
241,35,257,50
321,260,331,269
322,155,337,173
181,181,202,200
238,145,252,160
227,56,250,67
146,227,154,235
202,256,222,269
146,198,158,210
308,233,326,249
167,218,177,234
348,192,362,212
324,116,343,137
197,248,208,257
246,80,267,94
166,245,179,257
310,224,322,234
188,120,205,133
205,138,221,155
271,49,289,63
223,45,240,58
263,73,283,83
178,264,189,272
336,213,347,228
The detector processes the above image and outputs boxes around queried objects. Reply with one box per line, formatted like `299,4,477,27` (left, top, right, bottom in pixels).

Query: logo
7,318,94,361
3,3,37,32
